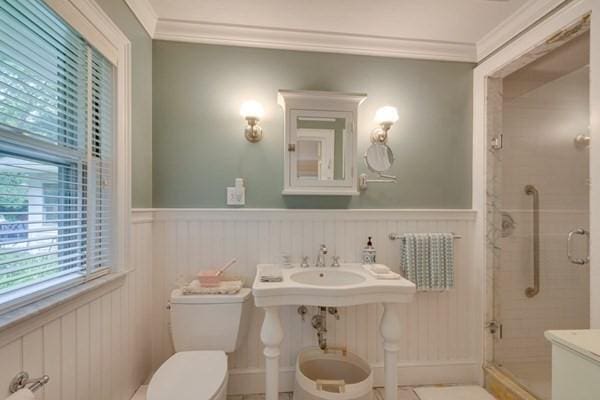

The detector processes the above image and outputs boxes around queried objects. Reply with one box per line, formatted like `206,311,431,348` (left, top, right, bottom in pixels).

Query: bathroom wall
152,41,473,209
495,66,590,369
148,209,481,394
96,0,153,208
0,218,153,400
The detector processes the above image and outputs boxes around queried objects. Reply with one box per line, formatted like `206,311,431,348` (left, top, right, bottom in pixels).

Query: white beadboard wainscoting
0,216,153,400
147,208,481,395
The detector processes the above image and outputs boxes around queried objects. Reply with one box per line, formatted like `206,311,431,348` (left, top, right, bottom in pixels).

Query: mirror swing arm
359,172,397,191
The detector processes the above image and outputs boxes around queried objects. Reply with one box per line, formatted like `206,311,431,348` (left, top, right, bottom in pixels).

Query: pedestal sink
252,263,416,400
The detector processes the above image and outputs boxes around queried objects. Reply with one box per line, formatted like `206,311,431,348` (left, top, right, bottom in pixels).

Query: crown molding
153,18,476,62
124,0,157,36
476,0,568,61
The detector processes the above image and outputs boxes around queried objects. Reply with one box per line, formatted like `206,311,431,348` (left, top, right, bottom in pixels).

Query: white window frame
0,0,131,313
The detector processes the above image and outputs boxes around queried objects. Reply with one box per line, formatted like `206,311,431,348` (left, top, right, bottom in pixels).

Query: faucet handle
331,256,341,267
300,256,310,268
320,244,328,253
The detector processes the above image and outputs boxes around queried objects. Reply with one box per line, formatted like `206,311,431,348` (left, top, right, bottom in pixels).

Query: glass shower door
491,32,590,400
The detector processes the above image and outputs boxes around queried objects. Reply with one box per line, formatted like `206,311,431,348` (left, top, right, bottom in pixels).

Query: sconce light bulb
240,100,265,120
374,106,399,125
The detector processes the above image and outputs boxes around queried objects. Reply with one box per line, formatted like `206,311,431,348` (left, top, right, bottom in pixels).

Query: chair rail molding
134,208,477,221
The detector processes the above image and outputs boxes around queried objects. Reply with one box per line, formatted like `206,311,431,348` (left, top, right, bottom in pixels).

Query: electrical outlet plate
227,187,245,206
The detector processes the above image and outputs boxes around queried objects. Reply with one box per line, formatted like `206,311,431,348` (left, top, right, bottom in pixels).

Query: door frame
472,0,600,376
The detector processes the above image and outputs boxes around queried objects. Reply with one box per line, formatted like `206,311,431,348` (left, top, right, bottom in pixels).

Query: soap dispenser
362,236,376,264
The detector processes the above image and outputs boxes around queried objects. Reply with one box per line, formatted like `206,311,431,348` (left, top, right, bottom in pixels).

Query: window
0,0,114,309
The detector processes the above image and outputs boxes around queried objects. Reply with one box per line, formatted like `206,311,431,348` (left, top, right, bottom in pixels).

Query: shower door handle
525,185,540,298
567,228,589,265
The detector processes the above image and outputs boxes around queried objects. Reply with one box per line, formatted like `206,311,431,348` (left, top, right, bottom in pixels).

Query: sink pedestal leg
381,302,401,400
261,306,284,400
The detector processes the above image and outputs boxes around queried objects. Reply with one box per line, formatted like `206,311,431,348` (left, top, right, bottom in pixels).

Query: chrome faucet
315,244,328,267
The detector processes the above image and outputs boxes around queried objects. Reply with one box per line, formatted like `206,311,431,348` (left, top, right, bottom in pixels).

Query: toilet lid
147,351,227,400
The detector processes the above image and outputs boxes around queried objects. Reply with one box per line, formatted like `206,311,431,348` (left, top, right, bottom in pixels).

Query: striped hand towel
400,233,454,290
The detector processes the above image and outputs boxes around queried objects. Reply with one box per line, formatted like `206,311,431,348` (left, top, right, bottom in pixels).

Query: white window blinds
0,0,114,303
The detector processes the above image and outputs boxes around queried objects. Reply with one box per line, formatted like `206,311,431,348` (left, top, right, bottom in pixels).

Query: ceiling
125,0,551,62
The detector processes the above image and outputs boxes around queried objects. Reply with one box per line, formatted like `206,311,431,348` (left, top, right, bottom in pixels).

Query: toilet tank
169,288,252,353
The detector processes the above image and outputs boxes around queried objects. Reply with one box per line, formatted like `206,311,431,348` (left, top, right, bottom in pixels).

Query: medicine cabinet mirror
278,90,366,195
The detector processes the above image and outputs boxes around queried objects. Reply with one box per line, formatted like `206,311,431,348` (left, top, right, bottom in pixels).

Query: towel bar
388,232,462,241
9,371,49,393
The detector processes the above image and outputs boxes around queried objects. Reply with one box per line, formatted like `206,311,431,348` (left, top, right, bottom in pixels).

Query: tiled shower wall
493,67,590,365
149,209,480,394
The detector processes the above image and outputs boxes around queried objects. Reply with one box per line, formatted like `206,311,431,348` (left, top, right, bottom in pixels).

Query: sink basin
290,269,366,286
253,263,415,307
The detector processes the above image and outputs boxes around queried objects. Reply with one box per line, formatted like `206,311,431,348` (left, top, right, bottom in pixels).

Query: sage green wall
153,41,473,209
96,0,153,208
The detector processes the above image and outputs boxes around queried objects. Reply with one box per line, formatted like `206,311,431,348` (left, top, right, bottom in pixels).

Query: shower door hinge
490,135,503,151
486,320,503,339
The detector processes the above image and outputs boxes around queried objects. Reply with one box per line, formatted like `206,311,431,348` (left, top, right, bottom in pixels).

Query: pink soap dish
197,270,222,287
196,258,237,288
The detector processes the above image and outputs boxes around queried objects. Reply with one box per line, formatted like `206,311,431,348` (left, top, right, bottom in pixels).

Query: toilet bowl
146,288,252,400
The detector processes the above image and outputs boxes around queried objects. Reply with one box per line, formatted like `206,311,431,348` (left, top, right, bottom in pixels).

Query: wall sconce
370,106,398,143
240,100,264,143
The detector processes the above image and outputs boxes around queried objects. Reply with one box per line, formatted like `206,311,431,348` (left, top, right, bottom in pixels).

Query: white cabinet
278,90,366,196
545,330,600,400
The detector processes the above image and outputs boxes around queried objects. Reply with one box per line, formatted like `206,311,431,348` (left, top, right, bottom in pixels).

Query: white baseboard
227,361,481,395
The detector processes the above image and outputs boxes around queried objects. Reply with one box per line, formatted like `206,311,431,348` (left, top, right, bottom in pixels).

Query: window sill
0,271,127,338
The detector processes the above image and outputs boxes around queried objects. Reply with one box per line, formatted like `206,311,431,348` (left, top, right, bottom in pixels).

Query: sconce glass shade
374,106,399,125
240,100,265,120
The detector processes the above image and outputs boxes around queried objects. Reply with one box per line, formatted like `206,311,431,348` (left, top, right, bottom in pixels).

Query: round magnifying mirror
364,143,394,173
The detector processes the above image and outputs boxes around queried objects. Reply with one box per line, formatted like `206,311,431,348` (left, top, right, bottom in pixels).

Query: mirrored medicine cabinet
278,90,367,196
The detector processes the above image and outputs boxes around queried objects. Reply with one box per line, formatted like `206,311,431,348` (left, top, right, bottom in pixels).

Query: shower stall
484,19,591,400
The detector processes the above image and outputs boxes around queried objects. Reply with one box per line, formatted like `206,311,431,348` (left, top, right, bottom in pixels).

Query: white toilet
147,287,252,400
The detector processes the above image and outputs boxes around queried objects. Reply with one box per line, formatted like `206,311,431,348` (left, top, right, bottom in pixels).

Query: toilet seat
147,351,228,400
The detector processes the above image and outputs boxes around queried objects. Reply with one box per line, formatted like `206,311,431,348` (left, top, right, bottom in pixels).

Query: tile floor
415,385,496,400
225,386,495,400
133,385,496,400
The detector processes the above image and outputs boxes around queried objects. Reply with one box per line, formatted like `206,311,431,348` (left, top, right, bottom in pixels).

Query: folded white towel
6,389,34,400
182,280,243,295
259,265,283,282
362,264,401,280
